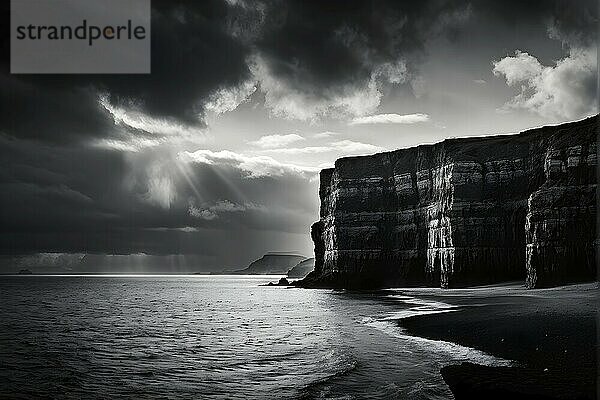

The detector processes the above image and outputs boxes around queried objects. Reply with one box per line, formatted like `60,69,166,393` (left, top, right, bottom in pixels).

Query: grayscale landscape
1,1,597,399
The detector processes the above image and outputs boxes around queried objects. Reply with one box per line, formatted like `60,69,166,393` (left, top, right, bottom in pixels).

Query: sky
0,0,597,272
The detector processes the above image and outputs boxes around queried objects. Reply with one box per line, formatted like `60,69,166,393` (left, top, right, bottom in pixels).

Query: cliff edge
301,116,598,289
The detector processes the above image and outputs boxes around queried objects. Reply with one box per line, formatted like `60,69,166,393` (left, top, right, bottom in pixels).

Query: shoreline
392,282,597,399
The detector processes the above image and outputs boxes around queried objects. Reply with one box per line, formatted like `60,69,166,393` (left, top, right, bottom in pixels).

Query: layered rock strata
301,117,597,289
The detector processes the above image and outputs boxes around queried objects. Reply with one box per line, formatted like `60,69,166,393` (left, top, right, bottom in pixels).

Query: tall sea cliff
301,116,598,289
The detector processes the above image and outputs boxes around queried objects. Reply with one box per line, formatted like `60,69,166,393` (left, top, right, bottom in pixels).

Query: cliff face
302,117,597,289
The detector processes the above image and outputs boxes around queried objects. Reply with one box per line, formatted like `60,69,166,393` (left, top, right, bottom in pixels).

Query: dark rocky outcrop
263,277,291,286
287,258,315,278
234,252,307,274
301,116,597,289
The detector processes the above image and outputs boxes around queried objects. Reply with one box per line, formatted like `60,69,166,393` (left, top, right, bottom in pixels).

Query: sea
0,275,510,399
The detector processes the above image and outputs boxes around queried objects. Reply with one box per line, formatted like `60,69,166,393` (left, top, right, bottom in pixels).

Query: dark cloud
0,135,317,264
254,0,471,88
245,0,473,119
0,0,251,142
0,77,115,143
475,0,598,46
99,0,252,123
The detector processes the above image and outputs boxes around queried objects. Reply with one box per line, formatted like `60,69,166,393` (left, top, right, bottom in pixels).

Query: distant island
226,252,308,275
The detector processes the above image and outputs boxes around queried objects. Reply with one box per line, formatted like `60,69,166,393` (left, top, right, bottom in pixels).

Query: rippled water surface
0,275,505,399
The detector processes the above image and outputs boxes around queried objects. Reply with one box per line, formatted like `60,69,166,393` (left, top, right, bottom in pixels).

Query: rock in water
301,116,597,289
263,277,290,286
278,277,290,286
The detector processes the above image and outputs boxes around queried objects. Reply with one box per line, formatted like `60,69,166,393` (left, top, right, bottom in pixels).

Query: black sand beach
396,283,598,399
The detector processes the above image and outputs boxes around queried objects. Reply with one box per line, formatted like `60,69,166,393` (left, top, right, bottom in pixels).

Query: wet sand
395,282,598,399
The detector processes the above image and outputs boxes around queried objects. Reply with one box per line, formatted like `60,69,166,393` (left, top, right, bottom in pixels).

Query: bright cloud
251,55,408,121
180,149,319,178
249,133,305,149
144,163,176,209
204,80,257,115
259,140,385,155
189,200,265,220
349,113,430,125
312,131,342,138
93,137,163,153
493,51,543,85
97,96,207,151
493,47,597,120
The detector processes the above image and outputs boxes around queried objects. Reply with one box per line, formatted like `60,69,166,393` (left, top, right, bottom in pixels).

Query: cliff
301,116,597,289
234,252,307,274
287,258,315,278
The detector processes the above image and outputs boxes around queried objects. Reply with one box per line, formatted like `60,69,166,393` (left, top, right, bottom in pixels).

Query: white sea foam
382,295,457,319
361,295,513,367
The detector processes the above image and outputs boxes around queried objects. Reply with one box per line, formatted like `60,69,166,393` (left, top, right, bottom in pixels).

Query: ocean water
0,275,509,399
